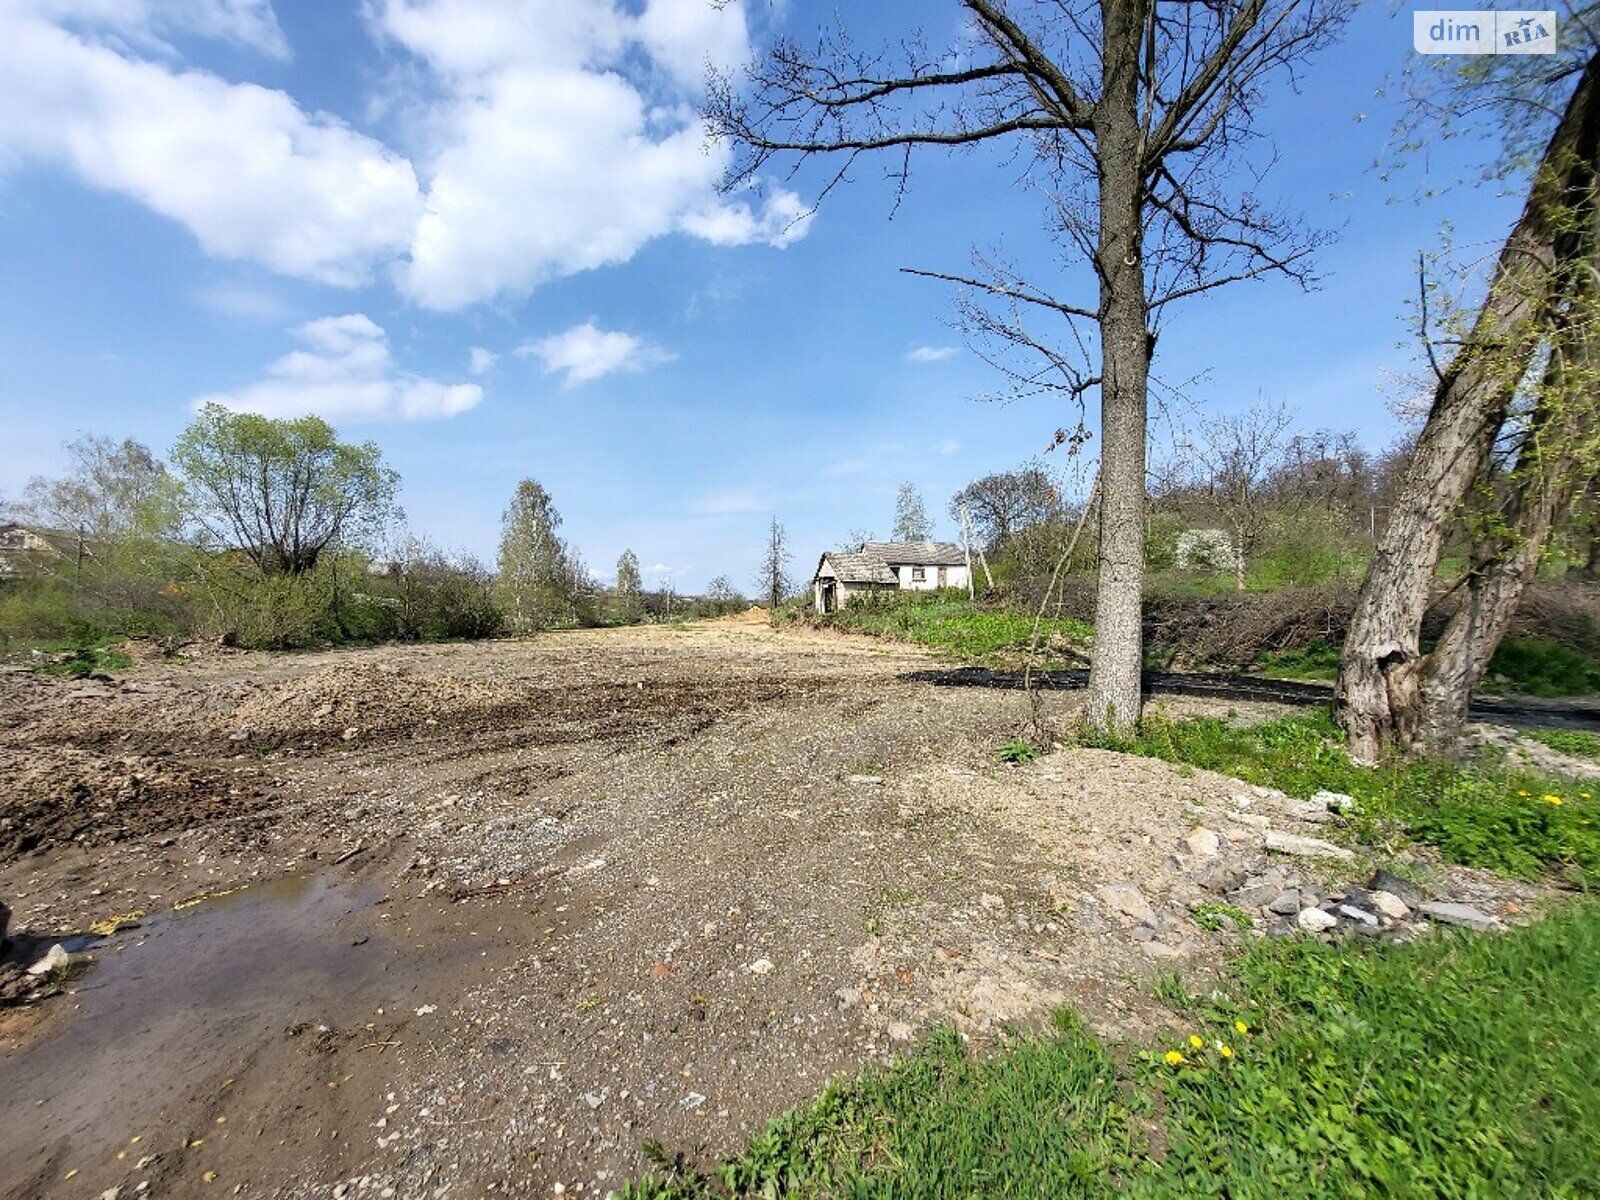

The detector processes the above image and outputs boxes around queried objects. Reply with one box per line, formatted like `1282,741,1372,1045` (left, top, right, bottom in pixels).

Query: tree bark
1336,54,1600,761
1083,0,1150,733
1416,234,1600,750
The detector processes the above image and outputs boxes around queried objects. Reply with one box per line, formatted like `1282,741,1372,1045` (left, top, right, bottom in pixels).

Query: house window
911,566,925,582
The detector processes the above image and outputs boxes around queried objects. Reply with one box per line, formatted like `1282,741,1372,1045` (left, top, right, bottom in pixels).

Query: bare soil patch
0,624,1547,1198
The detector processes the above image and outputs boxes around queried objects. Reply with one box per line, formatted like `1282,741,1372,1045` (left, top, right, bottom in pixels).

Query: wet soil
0,619,1549,1198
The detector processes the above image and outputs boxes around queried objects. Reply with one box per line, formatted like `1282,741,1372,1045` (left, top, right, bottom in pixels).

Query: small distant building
811,540,969,614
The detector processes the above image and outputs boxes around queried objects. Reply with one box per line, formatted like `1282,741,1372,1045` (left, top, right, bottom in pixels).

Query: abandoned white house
811,540,970,613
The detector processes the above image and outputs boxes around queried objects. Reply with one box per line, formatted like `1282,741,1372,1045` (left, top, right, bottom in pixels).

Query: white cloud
2,1,810,308
194,314,483,422
195,280,297,322
519,322,675,388
24,0,290,59
907,345,961,364
468,346,497,376
937,438,961,455
689,491,764,516
0,10,422,286
369,0,811,309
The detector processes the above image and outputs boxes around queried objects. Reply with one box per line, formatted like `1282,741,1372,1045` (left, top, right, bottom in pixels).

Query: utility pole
959,503,993,592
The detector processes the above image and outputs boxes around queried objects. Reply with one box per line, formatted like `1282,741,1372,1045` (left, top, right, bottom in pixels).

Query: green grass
1080,710,1600,884
818,596,1092,661
1250,639,1341,682
1525,727,1600,760
997,739,1044,764
29,642,133,678
1485,637,1600,697
625,901,1600,1198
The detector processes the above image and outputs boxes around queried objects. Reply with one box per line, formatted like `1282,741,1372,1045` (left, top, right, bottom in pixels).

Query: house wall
892,563,969,592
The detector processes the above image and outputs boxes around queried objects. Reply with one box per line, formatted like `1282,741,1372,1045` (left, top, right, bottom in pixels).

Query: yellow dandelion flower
1581,792,1592,799
1234,1020,1249,1035
1545,795,1564,806
1219,1045,1234,1059
1164,1050,1185,1066
1188,1034,1204,1050
1517,790,1531,797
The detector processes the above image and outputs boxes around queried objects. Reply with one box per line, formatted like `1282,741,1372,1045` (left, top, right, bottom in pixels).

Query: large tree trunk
1083,0,1150,733
1416,236,1600,750
1336,55,1600,761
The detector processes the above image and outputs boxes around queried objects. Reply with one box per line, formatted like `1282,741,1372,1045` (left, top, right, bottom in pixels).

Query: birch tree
708,0,1348,730
892,482,933,542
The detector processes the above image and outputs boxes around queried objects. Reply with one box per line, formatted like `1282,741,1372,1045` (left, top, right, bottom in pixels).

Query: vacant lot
0,620,1537,1199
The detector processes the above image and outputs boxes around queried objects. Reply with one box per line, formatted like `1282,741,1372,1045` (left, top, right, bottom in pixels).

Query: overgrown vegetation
626,900,1600,1197
1081,710,1600,883
809,591,1091,662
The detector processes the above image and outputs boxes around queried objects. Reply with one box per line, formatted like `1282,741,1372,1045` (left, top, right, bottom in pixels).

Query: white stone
1297,908,1338,933
1312,790,1357,812
1184,827,1221,858
1098,884,1158,927
1265,831,1354,861
26,943,71,977
748,958,775,976
1419,902,1499,931
1370,890,1411,920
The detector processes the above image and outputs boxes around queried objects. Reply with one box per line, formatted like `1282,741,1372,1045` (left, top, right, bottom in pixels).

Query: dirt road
0,619,1525,1198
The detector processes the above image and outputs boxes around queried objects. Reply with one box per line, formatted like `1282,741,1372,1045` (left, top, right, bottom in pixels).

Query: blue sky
0,1,1526,592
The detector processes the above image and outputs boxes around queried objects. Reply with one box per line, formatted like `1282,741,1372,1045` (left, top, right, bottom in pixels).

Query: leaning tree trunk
1416,232,1600,750
1083,0,1150,734
1335,54,1600,761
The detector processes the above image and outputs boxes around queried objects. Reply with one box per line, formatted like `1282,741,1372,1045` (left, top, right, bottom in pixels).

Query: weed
1189,900,1253,932
997,739,1043,765
818,595,1091,662
1525,727,1600,760
623,900,1600,1198
1080,710,1600,883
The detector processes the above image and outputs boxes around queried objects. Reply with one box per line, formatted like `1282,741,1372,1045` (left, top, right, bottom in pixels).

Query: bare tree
892,482,932,542
949,466,1061,551
1184,399,1294,590
1337,45,1600,759
709,0,1348,730
756,516,792,609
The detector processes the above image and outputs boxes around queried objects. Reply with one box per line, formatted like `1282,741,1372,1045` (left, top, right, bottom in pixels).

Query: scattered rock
748,958,775,976
1419,901,1499,932
1097,884,1157,927
1230,872,1287,908
341,727,359,742
1368,869,1425,908
1370,890,1411,920
1266,890,1301,916
1265,831,1354,861
1312,790,1356,812
979,893,1005,913
1184,827,1221,859
846,774,884,785
834,986,862,1011
679,1092,707,1112
26,943,73,977
887,1021,914,1042
1296,908,1338,933
581,1092,603,1110
1275,798,1335,824
1141,941,1181,959
1337,905,1379,927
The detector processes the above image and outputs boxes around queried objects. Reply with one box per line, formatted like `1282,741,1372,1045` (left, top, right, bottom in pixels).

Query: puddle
0,872,387,1186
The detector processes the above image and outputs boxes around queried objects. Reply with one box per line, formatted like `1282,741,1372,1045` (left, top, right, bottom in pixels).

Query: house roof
816,551,897,585
861,540,966,566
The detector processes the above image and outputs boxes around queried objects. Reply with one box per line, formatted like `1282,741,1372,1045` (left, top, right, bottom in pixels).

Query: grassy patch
819,595,1091,661
1249,639,1340,682
30,642,133,678
1525,727,1600,760
1080,710,1600,883
1486,636,1600,697
996,739,1044,764
625,902,1600,1197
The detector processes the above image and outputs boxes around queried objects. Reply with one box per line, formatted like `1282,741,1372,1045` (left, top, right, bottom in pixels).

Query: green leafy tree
614,548,643,623
172,404,398,575
497,479,584,631
23,434,180,543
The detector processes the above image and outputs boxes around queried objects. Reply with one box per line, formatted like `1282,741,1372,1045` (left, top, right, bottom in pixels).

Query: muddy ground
0,618,1548,1199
